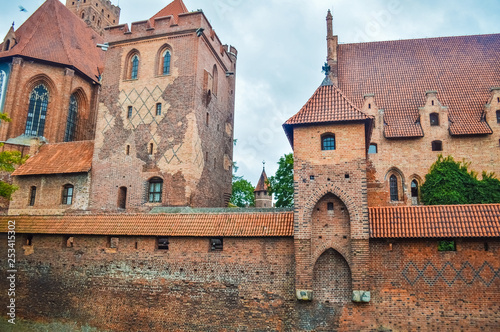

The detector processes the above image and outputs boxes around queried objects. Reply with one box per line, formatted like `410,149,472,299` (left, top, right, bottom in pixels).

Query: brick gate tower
283,10,373,304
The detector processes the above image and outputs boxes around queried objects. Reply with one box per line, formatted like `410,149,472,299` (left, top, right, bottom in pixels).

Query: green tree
267,153,294,207
420,155,500,205
229,178,255,207
0,113,27,199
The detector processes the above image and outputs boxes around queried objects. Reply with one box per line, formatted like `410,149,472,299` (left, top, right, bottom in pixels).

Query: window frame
162,50,171,76
210,237,223,251
321,133,336,151
429,112,439,126
496,110,500,124
29,186,36,206
148,177,163,203
368,143,378,154
389,174,399,201
431,140,443,151
64,94,78,142
62,184,74,205
25,84,49,137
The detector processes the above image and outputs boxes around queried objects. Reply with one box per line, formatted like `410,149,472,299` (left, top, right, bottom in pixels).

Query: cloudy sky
1,0,499,186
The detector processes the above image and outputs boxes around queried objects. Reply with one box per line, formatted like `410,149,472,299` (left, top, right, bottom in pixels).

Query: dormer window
3,39,11,51
321,133,336,150
430,113,439,126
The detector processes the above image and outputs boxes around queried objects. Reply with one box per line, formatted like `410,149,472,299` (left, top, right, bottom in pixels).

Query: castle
0,1,499,331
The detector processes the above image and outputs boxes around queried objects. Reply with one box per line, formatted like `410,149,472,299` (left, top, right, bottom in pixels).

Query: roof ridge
54,0,73,66
331,84,371,119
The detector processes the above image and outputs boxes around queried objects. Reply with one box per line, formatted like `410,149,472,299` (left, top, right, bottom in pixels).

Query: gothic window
131,55,139,79
25,84,49,137
430,113,439,126
368,143,377,154
148,177,163,203
0,70,6,107
163,50,171,75
64,94,78,142
411,179,419,205
62,184,74,205
390,175,398,201
321,134,335,150
29,186,36,206
431,140,442,151
212,65,218,96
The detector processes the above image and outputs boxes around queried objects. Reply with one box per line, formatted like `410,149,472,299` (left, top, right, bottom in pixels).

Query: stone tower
254,164,272,208
90,0,237,211
65,0,120,35
282,11,373,304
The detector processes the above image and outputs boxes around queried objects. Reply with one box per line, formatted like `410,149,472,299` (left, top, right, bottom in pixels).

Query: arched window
81,12,85,19
4,39,10,51
431,140,442,151
0,70,6,107
430,113,439,126
29,186,36,206
321,134,335,150
148,177,163,203
368,143,377,154
64,94,78,142
212,65,218,96
390,175,398,201
118,186,127,209
411,179,419,205
62,184,74,205
162,50,171,75
131,54,139,79
25,84,49,136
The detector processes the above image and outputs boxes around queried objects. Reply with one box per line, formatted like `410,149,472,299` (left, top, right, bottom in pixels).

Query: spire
254,167,269,193
325,9,338,86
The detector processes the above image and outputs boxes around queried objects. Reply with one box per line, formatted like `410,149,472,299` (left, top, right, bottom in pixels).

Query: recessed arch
212,64,218,96
385,167,405,202
156,44,172,76
124,49,140,80
312,248,352,304
64,88,88,142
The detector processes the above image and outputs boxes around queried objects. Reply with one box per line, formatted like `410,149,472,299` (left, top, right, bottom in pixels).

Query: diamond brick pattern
402,261,500,287
370,204,500,238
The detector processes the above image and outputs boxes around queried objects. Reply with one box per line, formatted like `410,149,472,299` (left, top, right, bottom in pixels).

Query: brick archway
313,248,352,304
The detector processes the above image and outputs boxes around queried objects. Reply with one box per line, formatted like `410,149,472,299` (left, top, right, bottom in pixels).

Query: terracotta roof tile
150,0,189,21
283,82,372,144
13,141,93,176
0,212,294,237
0,0,105,82
370,204,500,238
337,34,500,137
254,169,269,192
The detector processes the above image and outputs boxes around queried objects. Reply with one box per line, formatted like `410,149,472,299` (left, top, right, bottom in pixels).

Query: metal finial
262,160,265,170
322,62,331,76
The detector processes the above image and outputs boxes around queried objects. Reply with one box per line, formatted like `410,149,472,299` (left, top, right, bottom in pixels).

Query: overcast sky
1,0,500,186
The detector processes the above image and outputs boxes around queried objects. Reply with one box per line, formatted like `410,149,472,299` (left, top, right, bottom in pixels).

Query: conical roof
0,0,105,82
151,0,189,21
254,168,269,193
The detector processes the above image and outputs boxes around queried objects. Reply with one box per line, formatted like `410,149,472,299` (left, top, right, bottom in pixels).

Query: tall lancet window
25,84,49,137
64,94,78,142
0,70,6,108
131,54,139,79
163,50,171,75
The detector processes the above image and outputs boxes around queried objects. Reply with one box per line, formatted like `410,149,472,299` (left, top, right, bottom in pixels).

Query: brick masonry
1,233,499,331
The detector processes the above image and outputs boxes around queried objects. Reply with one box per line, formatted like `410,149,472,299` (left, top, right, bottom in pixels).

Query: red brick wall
0,234,499,331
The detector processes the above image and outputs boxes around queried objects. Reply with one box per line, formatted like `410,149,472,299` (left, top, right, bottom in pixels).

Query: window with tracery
25,84,49,136
64,94,78,142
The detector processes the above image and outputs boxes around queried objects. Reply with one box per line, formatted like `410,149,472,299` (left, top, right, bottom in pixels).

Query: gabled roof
12,140,94,176
254,168,269,193
150,0,189,21
283,78,372,145
337,34,500,137
369,204,500,238
0,211,294,237
0,0,104,82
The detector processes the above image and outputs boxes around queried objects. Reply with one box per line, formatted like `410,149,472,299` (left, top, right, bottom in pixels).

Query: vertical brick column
0,57,23,140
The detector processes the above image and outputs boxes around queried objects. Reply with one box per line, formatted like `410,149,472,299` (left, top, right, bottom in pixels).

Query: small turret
254,162,273,208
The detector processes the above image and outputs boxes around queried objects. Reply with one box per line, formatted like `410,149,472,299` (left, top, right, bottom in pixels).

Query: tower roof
0,0,105,82
283,80,372,146
254,168,269,193
151,0,189,21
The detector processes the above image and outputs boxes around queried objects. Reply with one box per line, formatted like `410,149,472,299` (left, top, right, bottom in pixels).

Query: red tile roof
283,81,372,144
151,0,189,21
254,168,269,192
12,141,94,176
337,34,500,137
0,0,105,82
0,212,294,237
369,204,500,238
